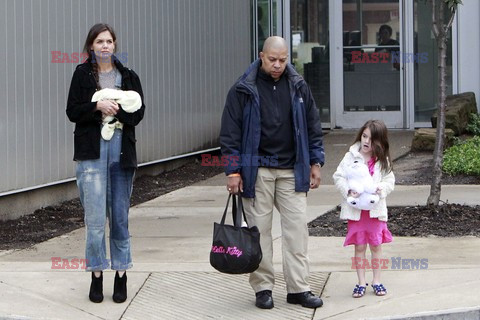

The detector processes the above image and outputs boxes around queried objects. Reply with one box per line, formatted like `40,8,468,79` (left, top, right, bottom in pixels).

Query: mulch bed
308,151,480,238
1,150,479,251
0,155,223,251
308,203,480,238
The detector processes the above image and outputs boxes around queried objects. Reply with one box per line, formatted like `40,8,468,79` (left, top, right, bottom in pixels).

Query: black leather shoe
89,272,103,303
255,290,274,309
113,271,127,303
287,291,323,308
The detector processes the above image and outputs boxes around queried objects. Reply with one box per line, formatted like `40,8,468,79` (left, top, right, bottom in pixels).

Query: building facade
258,0,480,129
1,0,479,217
0,0,251,204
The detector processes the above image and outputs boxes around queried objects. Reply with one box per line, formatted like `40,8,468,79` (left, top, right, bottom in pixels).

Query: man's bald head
262,36,288,53
260,36,289,81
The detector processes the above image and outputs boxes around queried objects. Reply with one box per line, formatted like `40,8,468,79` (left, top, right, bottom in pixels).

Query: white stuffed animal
347,192,379,211
345,160,379,210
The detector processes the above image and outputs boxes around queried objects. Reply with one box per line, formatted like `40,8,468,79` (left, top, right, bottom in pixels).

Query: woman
66,23,145,303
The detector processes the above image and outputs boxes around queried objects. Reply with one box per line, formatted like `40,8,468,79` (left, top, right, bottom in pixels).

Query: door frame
253,0,287,58
330,0,411,129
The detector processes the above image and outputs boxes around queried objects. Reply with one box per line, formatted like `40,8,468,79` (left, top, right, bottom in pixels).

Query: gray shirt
99,68,118,90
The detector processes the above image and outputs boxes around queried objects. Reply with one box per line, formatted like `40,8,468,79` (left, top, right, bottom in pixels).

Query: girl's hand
376,187,382,195
96,100,119,116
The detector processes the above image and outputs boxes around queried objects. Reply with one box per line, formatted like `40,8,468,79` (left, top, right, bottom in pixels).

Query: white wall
457,0,480,109
0,0,252,195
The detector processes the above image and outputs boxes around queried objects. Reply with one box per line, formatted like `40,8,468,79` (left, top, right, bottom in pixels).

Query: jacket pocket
80,79,96,98
126,131,137,143
121,130,137,168
74,128,94,159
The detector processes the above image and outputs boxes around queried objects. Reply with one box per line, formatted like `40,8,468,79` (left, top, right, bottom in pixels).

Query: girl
333,120,395,298
66,23,145,303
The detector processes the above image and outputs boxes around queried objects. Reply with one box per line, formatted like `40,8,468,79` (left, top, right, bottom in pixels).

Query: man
220,36,325,310
374,25,400,71
375,25,400,54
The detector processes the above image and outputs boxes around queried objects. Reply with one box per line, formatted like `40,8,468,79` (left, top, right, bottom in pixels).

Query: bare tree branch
445,8,456,31
427,0,458,206
427,0,462,205
432,0,440,38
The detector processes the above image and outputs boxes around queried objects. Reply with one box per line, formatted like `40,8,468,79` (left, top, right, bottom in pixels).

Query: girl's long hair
354,120,393,173
82,23,117,89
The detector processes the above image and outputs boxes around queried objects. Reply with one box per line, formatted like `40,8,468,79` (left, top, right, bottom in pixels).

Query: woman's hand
96,100,119,117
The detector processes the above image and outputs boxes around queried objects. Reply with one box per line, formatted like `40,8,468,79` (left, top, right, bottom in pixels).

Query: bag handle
220,193,231,225
219,194,250,228
236,195,248,227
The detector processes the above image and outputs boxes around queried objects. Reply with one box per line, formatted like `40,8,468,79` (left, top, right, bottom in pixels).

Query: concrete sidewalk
0,130,479,320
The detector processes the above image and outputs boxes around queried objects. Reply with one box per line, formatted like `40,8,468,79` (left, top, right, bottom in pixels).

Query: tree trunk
427,2,447,206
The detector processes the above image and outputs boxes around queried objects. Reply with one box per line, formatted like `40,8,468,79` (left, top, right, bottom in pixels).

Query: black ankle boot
89,272,103,303
113,271,127,303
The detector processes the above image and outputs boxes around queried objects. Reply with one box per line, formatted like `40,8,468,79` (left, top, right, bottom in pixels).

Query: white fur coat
332,142,395,221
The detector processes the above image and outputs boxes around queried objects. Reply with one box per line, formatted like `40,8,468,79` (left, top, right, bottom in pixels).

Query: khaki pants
243,167,311,294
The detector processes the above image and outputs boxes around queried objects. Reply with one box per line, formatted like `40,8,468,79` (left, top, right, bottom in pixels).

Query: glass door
336,0,404,128
290,0,330,124
255,0,285,57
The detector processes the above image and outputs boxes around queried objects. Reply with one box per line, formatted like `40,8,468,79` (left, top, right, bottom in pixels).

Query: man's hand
227,175,243,194
310,166,321,189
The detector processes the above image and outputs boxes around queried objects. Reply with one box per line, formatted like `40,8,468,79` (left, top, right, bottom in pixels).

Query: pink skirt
344,210,393,246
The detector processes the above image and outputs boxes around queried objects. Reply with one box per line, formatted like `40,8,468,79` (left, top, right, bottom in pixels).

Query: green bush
443,136,480,175
466,113,480,136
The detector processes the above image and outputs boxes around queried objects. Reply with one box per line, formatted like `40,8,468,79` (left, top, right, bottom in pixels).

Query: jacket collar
349,142,363,159
285,63,305,89
236,59,261,96
236,59,305,96
349,142,380,169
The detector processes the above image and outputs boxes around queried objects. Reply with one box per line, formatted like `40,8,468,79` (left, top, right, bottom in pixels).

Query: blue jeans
76,129,134,271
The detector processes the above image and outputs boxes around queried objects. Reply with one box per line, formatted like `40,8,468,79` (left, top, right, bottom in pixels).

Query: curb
373,306,480,320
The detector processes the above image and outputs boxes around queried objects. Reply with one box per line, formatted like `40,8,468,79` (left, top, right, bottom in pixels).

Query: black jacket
66,57,145,168
220,59,325,197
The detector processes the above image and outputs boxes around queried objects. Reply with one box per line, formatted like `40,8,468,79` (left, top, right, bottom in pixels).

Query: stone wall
431,92,478,135
413,92,477,151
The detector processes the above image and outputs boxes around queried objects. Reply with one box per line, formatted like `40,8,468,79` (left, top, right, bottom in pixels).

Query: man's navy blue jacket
220,59,325,198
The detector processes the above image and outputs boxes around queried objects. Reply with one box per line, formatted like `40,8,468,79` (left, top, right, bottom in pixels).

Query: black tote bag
209,194,262,274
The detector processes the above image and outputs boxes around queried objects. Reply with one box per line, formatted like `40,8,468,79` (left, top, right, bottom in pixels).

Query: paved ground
0,130,479,320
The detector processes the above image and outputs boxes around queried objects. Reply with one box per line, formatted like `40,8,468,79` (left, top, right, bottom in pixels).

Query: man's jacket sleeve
219,86,243,175
303,86,325,166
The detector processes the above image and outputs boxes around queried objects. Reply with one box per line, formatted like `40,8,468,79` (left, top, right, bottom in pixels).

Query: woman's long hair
354,120,393,173
82,23,117,89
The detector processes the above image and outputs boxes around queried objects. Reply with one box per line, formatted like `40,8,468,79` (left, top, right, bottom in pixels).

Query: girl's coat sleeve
332,153,350,199
377,169,395,199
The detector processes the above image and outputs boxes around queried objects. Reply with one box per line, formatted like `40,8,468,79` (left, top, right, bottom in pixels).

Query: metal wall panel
0,0,252,194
